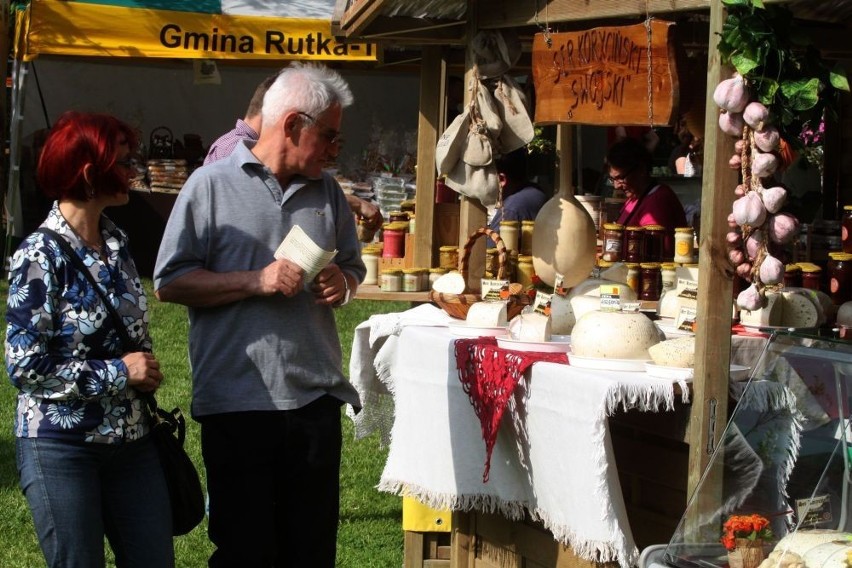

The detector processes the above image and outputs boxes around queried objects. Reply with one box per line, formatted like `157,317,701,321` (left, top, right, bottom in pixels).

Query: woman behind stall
607,136,688,259
5,111,174,567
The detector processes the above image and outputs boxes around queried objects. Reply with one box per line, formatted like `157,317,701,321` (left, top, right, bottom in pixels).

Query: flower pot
727,539,765,568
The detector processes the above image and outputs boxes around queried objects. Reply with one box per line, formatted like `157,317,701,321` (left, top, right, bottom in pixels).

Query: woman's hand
122,352,163,393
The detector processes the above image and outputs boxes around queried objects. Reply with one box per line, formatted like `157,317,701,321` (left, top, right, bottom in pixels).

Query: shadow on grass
0,439,20,490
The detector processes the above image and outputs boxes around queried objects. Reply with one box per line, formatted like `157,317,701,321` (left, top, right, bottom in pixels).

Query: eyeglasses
115,158,140,170
607,165,638,184
297,112,342,145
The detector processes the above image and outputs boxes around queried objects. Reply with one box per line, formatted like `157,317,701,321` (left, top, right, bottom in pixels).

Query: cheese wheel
648,336,696,367
781,289,820,327
740,292,783,326
774,530,852,559
567,278,638,301
658,287,698,319
549,295,576,335
431,272,466,294
466,301,508,327
508,312,552,342
571,310,663,359
802,541,852,568
570,295,602,322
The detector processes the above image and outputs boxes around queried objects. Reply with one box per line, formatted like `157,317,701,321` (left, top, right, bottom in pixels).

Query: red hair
37,111,138,201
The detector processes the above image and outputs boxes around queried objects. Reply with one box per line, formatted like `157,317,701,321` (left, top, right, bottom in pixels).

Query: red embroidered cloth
453,337,568,482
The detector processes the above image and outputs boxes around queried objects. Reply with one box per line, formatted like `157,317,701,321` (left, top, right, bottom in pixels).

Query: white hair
261,62,354,128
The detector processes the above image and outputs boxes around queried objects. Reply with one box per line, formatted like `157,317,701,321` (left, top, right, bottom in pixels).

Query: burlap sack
475,81,503,143
494,75,535,154
470,30,521,79
444,160,500,207
435,110,471,176
462,129,493,167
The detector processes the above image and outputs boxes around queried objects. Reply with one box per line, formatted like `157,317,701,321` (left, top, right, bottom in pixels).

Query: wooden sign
532,21,679,126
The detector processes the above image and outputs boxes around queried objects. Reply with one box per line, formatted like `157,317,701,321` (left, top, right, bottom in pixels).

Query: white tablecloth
353,317,693,568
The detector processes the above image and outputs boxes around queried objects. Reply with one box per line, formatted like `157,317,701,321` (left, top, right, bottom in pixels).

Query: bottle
602,223,624,262
517,255,535,288
843,205,852,253
520,220,535,256
644,225,665,262
380,269,403,292
624,226,645,263
499,220,520,252
639,263,662,301
674,227,695,264
361,246,381,286
439,245,459,271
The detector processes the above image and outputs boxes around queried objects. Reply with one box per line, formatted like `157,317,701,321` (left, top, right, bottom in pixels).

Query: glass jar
828,252,852,305
661,262,678,292
784,264,802,288
644,224,665,263
428,267,448,287
380,269,402,292
361,246,381,286
439,245,459,271
674,227,695,264
400,200,416,213
382,222,407,258
800,263,823,291
626,263,641,293
402,269,421,292
639,262,662,301
499,220,520,252
520,220,535,256
624,226,645,263
517,255,535,288
602,223,624,262
843,206,852,254
357,218,379,243
388,211,409,223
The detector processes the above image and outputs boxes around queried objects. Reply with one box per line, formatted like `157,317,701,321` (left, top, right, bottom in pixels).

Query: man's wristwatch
337,273,352,307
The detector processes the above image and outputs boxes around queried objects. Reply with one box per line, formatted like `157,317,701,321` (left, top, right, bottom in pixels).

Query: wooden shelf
355,284,431,303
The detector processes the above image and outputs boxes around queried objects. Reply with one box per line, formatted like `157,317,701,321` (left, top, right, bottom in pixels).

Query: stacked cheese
739,288,827,328
648,336,695,368
571,311,663,359
466,301,508,327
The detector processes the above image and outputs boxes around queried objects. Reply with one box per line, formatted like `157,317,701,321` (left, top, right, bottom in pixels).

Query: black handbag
38,228,205,536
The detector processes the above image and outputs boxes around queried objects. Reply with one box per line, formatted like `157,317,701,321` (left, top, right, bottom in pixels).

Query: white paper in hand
274,225,337,282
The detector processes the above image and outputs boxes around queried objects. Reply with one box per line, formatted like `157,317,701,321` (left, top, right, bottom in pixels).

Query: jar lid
402,268,420,274
675,227,694,233
362,246,381,255
439,245,458,252
597,260,614,268
640,262,662,269
381,269,403,275
486,247,498,253
845,205,852,211
625,225,645,231
603,223,623,230
429,267,448,273
500,220,519,227
383,221,408,231
661,262,678,269
521,220,535,225
785,264,802,272
829,252,852,261
625,263,641,268
645,224,665,231
797,262,822,273
518,255,533,262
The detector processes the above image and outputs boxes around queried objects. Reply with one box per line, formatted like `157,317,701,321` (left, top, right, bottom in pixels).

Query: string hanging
534,0,552,48
644,0,654,127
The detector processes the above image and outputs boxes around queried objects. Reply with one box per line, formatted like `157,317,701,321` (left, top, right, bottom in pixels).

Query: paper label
796,494,832,527
533,291,552,316
677,278,698,290
675,306,697,331
599,284,621,312
481,278,510,301
273,225,337,283
553,272,569,297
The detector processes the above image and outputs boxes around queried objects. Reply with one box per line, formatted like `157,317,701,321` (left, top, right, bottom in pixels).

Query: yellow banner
18,0,379,62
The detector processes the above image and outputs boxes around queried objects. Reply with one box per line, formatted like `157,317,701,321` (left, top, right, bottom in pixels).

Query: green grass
0,279,409,567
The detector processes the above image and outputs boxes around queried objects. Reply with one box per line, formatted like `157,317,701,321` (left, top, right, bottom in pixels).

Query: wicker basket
429,227,530,320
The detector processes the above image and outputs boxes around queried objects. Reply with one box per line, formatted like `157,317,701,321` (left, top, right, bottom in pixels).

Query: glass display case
644,331,852,568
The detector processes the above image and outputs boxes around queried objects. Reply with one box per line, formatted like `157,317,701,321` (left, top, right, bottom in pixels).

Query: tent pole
5,58,28,273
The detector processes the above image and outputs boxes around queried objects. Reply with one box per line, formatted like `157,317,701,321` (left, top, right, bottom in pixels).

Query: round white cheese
549,295,576,335
431,272,466,294
571,310,663,359
838,301,852,327
567,278,638,301
466,301,508,327
648,336,695,367
508,312,552,342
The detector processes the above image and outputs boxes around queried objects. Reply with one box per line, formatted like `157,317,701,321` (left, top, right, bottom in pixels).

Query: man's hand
346,194,384,229
258,258,305,297
312,263,348,306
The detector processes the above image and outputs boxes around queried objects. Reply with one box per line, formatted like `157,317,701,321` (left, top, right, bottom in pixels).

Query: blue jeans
201,395,343,567
16,435,175,568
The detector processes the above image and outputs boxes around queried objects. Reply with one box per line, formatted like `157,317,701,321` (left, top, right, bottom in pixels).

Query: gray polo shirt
154,141,365,417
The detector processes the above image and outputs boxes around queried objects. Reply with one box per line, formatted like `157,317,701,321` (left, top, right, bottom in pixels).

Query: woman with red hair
5,112,174,566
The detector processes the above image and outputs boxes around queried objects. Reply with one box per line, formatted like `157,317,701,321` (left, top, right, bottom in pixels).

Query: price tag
599,284,621,312
553,272,569,297
533,291,552,316
675,306,697,331
481,278,510,301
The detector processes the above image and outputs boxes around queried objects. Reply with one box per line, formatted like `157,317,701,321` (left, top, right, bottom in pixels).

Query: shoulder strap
37,228,135,351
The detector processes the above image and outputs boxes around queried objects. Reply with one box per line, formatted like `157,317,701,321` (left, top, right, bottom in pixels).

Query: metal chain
534,0,552,47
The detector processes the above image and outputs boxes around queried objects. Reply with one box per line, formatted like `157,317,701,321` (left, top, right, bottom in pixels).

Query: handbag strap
37,228,160,414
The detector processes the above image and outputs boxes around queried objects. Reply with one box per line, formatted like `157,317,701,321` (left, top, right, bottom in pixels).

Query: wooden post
555,124,574,194
413,46,444,269
687,0,737,538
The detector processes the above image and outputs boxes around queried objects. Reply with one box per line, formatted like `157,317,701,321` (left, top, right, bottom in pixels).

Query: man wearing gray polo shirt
153,63,365,568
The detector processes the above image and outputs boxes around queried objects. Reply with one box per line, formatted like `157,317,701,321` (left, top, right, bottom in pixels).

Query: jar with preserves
520,220,535,256
382,222,407,258
361,246,381,285
828,252,852,305
644,225,665,262
624,226,645,263
843,205,852,254
799,263,823,291
402,269,421,292
517,255,535,288
639,262,662,301
602,223,624,262
439,245,459,270
499,220,520,252
674,227,695,264
380,269,403,292
661,262,678,292
388,211,409,223
625,263,641,293
784,264,802,288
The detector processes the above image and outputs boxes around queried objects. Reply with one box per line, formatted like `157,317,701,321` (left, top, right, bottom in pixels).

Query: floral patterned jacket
5,203,152,444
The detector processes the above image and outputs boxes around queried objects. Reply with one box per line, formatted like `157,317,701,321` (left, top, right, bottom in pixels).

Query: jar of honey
602,223,624,262
626,263,641,293
439,245,459,270
380,269,402,292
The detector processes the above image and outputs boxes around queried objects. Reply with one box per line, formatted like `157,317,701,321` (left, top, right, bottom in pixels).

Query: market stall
335,0,852,566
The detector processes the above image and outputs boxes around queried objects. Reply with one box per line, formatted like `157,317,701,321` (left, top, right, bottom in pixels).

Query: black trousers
200,396,343,568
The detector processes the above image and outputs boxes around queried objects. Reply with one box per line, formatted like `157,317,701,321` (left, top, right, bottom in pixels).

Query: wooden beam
687,0,736,532
338,0,388,38
413,47,444,269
